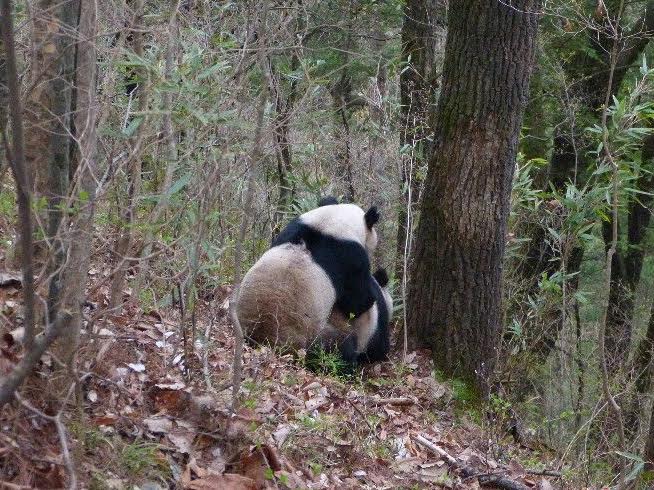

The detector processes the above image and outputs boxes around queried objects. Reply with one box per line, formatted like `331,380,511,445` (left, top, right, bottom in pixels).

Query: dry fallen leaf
144,417,173,434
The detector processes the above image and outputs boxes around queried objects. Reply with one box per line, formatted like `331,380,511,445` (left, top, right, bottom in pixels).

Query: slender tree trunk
0,19,7,138
519,66,549,163
270,47,299,234
628,299,654,437
44,0,80,320
406,0,539,393
1,0,36,353
22,0,77,264
109,0,148,310
51,0,98,372
396,0,445,282
331,70,355,203
604,133,654,374
135,0,181,290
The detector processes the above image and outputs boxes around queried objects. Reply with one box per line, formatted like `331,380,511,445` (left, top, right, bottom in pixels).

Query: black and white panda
236,199,381,368
328,268,393,365
271,200,380,319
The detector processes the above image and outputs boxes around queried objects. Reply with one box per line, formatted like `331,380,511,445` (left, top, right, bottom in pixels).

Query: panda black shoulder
272,218,320,248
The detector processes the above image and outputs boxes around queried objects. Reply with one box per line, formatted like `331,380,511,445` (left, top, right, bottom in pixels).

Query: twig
203,316,214,391
414,435,529,490
370,396,414,406
525,469,562,478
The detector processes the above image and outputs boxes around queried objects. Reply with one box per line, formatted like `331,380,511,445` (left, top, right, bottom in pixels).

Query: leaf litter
0,267,563,489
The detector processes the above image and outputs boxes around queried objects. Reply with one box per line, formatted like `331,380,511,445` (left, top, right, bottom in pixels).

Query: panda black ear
373,268,389,288
318,196,339,207
364,206,380,229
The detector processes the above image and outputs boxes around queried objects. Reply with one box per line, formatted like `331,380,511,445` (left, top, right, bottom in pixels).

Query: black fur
364,206,380,230
318,196,339,207
372,268,389,288
358,268,391,364
273,221,375,317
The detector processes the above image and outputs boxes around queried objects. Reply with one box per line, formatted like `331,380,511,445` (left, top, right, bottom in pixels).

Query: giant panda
271,200,380,319
236,199,381,369
328,268,393,364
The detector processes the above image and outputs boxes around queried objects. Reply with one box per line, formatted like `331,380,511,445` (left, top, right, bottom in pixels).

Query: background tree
395,0,445,289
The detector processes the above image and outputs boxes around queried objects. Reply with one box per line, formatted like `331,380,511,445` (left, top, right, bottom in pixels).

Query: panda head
310,196,380,255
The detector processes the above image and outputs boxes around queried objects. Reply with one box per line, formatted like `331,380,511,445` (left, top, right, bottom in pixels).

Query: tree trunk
22,0,78,264
270,51,299,234
406,0,539,393
0,19,7,137
331,70,355,203
51,0,98,372
395,0,445,282
109,0,148,310
604,133,654,374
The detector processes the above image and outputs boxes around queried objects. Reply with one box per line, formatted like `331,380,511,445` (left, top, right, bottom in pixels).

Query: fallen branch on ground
414,434,529,490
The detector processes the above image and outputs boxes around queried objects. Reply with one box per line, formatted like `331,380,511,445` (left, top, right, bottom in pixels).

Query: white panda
271,199,380,319
328,268,393,364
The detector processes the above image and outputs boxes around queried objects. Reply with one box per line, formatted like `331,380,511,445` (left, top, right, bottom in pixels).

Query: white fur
300,203,378,255
236,243,337,350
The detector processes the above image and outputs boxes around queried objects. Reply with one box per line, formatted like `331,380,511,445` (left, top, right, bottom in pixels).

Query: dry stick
414,435,528,490
230,0,271,413
597,2,628,488
0,0,36,353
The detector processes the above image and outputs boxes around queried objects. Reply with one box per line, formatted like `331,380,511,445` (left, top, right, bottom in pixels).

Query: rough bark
395,0,446,282
406,0,539,392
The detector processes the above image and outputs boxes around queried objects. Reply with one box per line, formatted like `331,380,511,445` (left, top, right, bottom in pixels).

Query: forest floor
0,262,565,489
